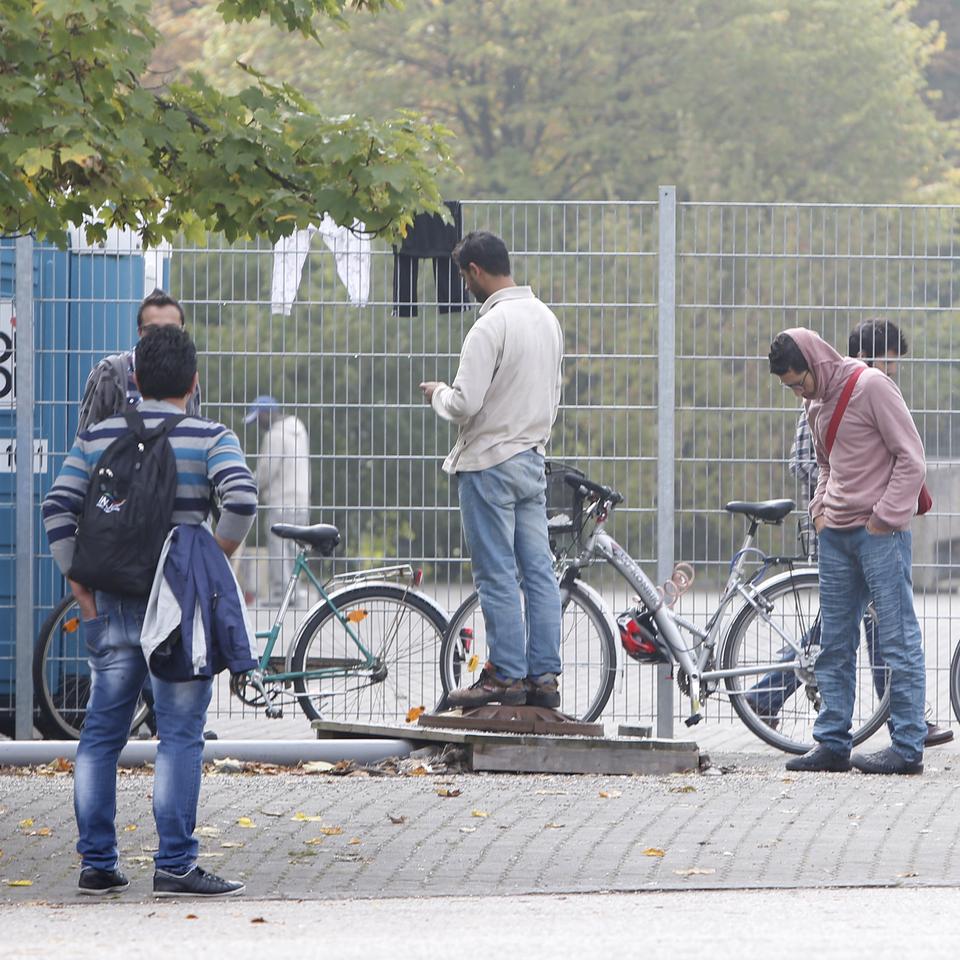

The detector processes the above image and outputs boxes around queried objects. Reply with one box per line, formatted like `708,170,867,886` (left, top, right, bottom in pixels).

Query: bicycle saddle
270,522,341,555
724,499,795,523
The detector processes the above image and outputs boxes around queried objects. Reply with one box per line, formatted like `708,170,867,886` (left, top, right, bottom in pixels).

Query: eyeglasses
781,371,809,391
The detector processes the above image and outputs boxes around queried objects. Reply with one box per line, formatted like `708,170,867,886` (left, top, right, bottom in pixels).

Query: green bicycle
33,521,449,737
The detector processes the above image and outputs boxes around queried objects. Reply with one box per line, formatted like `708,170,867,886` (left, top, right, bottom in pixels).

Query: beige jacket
431,285,563,474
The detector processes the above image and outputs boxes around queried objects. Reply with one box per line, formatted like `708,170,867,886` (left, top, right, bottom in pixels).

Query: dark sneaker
784,744,851,773
851,747,923,776
78,866,130,896
446,666,526,708
525,673,560,709
153,865,245,898
924,722,954,747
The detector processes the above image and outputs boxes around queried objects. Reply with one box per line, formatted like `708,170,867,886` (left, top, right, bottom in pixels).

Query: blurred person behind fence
246,396,311,606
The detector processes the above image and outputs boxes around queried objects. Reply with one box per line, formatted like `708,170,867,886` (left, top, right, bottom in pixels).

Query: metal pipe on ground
0,739,415,767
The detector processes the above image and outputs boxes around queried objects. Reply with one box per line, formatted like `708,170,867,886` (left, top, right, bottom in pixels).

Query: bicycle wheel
33,596,153,740
439,580,617,722
291,583,449,724
722,570,890,754
950,641,960,727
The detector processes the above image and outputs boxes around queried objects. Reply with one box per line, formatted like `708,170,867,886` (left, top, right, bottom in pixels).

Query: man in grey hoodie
769,328,927,775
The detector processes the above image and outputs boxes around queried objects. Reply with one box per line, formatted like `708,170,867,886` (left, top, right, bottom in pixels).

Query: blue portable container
0,238,146,734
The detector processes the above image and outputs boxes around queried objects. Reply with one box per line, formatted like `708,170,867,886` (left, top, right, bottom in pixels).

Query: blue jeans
816,527,926,761
74,592,212,873
456,450,562,680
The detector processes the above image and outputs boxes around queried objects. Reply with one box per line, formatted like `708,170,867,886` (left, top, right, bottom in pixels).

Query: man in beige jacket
246,396,311,605
421,231,564,709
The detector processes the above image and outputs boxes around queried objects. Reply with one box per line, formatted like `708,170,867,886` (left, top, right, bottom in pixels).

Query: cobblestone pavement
2,745,960,904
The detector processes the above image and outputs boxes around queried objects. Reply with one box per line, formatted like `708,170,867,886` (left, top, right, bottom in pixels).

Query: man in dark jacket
77,289,201,433
43,326,256,898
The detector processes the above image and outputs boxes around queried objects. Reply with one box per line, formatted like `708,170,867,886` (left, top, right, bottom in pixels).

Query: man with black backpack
42,326,258,898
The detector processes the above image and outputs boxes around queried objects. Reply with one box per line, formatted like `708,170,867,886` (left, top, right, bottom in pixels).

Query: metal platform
311,716,699,775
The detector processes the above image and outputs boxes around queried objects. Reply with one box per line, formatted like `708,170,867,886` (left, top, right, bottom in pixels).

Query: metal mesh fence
3,196,959,741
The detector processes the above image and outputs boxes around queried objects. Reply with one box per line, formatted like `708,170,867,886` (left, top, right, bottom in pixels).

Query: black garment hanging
392,201,469,317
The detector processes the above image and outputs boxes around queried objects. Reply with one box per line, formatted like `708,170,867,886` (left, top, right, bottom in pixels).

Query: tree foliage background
0,0,453,245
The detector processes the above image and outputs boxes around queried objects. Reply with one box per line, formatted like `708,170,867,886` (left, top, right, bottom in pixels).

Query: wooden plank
470,739,699,776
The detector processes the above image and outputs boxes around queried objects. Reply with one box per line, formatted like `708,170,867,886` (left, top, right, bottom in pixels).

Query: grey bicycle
439,462,891,754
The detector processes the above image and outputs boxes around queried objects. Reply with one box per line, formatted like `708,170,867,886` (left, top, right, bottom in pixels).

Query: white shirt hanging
270,216,371,313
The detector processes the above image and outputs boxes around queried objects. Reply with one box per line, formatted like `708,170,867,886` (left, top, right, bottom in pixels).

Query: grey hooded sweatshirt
784,327,926,531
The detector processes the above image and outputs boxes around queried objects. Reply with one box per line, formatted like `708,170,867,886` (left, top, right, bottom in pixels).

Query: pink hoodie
784,328,926,531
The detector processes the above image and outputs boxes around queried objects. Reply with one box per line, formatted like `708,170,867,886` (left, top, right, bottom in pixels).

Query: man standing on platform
420,231,564,709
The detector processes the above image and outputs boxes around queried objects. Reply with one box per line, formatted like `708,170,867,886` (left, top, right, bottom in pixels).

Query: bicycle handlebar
564,472,624,507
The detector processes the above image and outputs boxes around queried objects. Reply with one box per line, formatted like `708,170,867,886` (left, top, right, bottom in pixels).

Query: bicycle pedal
684,713,702,727
265,705,283,719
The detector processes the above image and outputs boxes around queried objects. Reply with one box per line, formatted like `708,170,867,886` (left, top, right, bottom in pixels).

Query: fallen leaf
124,824,138,833
348,837,362,845
301,761,335,774
195,826,221,838
673,867,716,876
213,758,245,774
599,790,622,799
459,827,477,834
30,827,52,837
259,809,284,818
405,705,426,723
5,880,33,887
471,809,489,818
407,765,428,777
220,842,244,849
388,814,407,825
437,788,462,798
545,823,565,829
304,838,326,846
250,917,267,924
467,654,480,672
897,871,919,878
319,826,343,836
670,786,696,794
642,848,666,857
185,913,198,920
18,819,33,829
291,812,325,823
236,817,256,828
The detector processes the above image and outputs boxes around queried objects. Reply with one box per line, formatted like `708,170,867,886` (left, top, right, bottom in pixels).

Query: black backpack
68,409,185,597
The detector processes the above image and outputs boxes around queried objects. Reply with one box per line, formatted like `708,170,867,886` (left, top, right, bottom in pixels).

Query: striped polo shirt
43,398,258,577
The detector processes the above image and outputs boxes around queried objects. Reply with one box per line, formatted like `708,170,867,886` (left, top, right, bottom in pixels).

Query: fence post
14,235,35,740
656,186,677,740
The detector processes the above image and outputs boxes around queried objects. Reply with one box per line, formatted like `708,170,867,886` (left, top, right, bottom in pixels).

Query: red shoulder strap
825,366,866,454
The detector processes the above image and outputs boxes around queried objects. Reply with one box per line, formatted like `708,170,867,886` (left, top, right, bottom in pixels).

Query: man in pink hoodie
769,328,927,775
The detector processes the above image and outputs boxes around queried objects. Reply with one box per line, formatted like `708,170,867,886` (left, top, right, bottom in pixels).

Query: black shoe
924,723,954,747
525,673,560,709
784,744,851,773
78,866,129,896
153,865,245,898
851,747,923,776
446,666,527,708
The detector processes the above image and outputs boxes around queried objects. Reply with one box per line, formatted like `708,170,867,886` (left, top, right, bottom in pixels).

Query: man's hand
866,516,894,535
419,381,439,403
68,579,98,621
813,515,826,534
215,534,242,558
